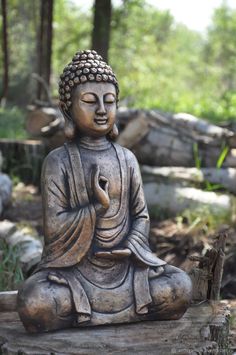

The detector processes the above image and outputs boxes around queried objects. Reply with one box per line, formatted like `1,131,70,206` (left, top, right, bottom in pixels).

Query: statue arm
124,150,165,267
39,149,96,268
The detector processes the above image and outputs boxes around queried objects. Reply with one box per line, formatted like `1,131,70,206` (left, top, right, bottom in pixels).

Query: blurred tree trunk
92,0,111,62
1,0,9,106
36,0,54,102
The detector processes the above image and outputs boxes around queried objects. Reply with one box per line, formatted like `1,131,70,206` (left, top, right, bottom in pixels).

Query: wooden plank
0,301,230,354
0,291,17,312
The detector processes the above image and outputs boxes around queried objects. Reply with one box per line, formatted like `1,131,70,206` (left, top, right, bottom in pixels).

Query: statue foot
17,271,75,333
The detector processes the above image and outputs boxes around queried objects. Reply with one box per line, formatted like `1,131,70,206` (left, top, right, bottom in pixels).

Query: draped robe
37,141,166,323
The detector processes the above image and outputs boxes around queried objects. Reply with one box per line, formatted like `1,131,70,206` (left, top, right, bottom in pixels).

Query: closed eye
81,99,96,104
81,93,97,103
104,93,116,104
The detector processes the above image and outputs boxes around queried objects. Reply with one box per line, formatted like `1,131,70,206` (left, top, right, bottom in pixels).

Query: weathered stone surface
0,301,230,355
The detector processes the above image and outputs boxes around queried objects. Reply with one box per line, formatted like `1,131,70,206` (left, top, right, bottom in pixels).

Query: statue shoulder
42,145,68,173
112,142,137,164
119,145,139,168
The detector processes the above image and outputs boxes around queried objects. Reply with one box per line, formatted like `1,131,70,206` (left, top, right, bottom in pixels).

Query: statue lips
94,117,108,125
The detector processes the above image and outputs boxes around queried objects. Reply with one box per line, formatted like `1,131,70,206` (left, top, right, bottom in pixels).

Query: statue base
0,295,231,354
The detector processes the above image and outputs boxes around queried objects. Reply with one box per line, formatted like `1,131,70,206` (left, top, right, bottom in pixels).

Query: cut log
0,139,47,185
0,301,231,354
0,220,43,275
0,291,17,312
116,109,236,168
189,233,227,302
24,107,236,168
143,182,234,216
142,165,236,194
26,106,64,137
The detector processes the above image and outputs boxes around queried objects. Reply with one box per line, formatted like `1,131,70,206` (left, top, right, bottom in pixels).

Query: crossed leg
17,271,75,333
147,264,192,320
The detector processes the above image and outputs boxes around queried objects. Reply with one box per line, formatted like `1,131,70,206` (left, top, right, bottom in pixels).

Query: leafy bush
0,107,27,139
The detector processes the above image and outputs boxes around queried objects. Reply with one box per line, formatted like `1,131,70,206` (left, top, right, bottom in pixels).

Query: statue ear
59,102,76,140
108,123,119,140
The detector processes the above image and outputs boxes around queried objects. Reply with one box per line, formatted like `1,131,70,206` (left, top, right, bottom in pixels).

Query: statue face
71,82,117,137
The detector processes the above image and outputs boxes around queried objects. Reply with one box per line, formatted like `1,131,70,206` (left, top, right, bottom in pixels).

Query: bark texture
36,0,54,101
0,302,231,354
0,0,9,105
92,0,111,62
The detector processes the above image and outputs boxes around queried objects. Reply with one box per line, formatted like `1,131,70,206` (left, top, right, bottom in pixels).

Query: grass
0,239,24,291
0,106,28,139
177,205,233,235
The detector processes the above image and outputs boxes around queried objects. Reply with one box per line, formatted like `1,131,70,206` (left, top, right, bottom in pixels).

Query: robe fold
37,141,166,321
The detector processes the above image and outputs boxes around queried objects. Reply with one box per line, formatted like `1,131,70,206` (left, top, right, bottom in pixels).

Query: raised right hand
92,165,110,211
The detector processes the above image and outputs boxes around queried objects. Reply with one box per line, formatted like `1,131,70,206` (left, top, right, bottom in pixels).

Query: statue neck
78,135,112,151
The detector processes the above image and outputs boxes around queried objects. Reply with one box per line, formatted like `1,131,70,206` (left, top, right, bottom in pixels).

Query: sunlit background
1,0,236,138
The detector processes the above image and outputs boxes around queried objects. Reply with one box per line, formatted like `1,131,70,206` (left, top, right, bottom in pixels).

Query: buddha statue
17,50,192,333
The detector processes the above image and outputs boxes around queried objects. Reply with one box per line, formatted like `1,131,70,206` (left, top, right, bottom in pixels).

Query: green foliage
2,0,236,123
0,1,40,104
52,0,92,95
177,205,232,235
0,239,24,291
108,1,236,122
148,206,170,222
216,144,229,169
193,143,201,170
0,106,27,139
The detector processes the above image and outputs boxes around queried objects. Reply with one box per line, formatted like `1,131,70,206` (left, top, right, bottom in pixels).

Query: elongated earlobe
64,119,76,140
108,123,119,140
59,102,76,140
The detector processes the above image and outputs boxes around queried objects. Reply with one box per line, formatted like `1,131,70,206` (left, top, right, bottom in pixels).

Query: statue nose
96,100,106,116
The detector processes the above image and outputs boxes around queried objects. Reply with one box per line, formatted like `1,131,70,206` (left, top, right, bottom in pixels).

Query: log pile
23,107,236,221
26,105,65,149
142,165,236,217
117,109,236,168
25,107,236,168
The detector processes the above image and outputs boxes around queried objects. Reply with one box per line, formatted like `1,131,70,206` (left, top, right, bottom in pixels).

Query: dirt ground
2,182,236,352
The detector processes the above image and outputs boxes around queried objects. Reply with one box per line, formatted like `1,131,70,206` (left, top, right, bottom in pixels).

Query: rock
0,173,12,215
0,220,16,239
7,230,36,246
6,229,43,273
0,221,43,274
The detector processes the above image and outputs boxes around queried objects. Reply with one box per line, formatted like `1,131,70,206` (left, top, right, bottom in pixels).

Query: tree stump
0,139,47,185
0,301,231,354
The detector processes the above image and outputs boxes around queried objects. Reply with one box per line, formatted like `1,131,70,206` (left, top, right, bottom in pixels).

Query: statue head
59,50,119,140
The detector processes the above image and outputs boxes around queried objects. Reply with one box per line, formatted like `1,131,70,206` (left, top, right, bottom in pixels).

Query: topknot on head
58,50,119,110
